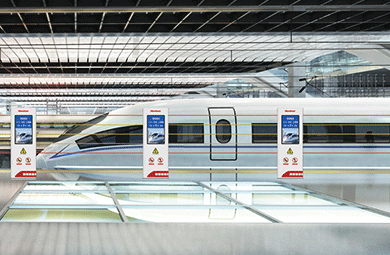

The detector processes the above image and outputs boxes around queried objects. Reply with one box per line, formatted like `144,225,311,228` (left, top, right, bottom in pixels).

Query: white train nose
36,154,48,169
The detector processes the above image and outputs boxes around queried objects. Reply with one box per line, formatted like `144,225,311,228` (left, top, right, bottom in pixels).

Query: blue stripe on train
50,145,143,159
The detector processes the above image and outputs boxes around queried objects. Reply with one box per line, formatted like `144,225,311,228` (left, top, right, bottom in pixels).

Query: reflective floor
285,173,390,214
2,180,390,223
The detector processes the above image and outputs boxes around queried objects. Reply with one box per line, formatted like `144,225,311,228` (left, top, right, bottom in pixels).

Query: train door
208,107,237,161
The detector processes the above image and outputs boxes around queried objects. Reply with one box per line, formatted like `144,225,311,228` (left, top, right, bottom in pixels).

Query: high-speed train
36,98,390,181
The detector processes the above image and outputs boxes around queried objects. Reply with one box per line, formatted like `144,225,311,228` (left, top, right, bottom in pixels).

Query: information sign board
11,108,36,179
278,108,303,178
143,108,169,178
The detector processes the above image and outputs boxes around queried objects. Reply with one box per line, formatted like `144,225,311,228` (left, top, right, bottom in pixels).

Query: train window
216,119,231,143
76,125,143,149
342,125,355,143
252,124,277,143
303,124,389,143
304,125,343,143
355,124,389,143
327,125,343,143
55,114,108,142
95,126,143,145
169,124,204,143
76,135,100,149
304,125,326,143
339,124,390,143
128,126,143,144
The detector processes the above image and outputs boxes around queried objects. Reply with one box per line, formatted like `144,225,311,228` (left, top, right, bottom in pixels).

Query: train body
36,98,390,181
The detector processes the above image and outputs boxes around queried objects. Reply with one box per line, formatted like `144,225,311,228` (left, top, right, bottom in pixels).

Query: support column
288,63,306,98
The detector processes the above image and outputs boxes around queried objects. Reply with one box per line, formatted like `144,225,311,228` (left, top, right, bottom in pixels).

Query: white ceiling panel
88,50,99,62
154,37,169,44
116,50,132,62
66,36,79,45
91,36,104,45
68,50,79,62
115,37,130,44
1,49,17,62
40,37,54,44
45,49,59,60
140,37,157,44
79,37,91,43
15,37,29,45
25,49,38,62
103,37,118,44
98,50,111,62
107,51,120,62
2,37,18,45
78,50,88,62
35,49,49,62
53,36,66,46
27,37,42,45
12,49,28,62
57,49,68,62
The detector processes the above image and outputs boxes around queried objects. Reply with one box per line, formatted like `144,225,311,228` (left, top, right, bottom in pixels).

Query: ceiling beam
1,6,390,14
0,73,270,79
4,96,165,102
0,88,191,95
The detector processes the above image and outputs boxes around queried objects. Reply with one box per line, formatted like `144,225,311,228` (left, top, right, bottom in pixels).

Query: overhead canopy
1,32,389,75
1,1,390,109
0,2,389,33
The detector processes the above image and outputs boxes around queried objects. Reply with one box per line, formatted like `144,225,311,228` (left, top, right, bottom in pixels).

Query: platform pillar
288,62,306,98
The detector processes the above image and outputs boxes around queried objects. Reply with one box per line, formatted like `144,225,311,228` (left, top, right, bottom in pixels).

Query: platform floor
2,179,390,224
1,172,390,254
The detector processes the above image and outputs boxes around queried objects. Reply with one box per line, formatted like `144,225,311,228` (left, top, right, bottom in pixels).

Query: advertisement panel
143,108,169,178
11,108,37,179
278,108,303,178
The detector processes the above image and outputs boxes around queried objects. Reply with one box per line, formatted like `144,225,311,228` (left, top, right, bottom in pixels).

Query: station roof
1,1,390,34
1,1,390,109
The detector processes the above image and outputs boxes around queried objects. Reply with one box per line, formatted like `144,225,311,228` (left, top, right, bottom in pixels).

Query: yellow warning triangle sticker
153,148,159,154
20,148,27,154
287,148,293,154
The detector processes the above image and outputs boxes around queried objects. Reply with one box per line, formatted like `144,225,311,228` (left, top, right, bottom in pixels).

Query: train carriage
36,98,390,180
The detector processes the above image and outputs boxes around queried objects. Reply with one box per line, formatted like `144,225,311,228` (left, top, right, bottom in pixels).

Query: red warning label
16,157,22,165
292,157,298,165
157,157,164,165
25,157,32,165
283,157,289,165
148,157,155,165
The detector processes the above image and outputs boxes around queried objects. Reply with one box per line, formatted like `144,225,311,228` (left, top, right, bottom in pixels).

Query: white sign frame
11,108,37,179
143,108,169,179
277,108,303,179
